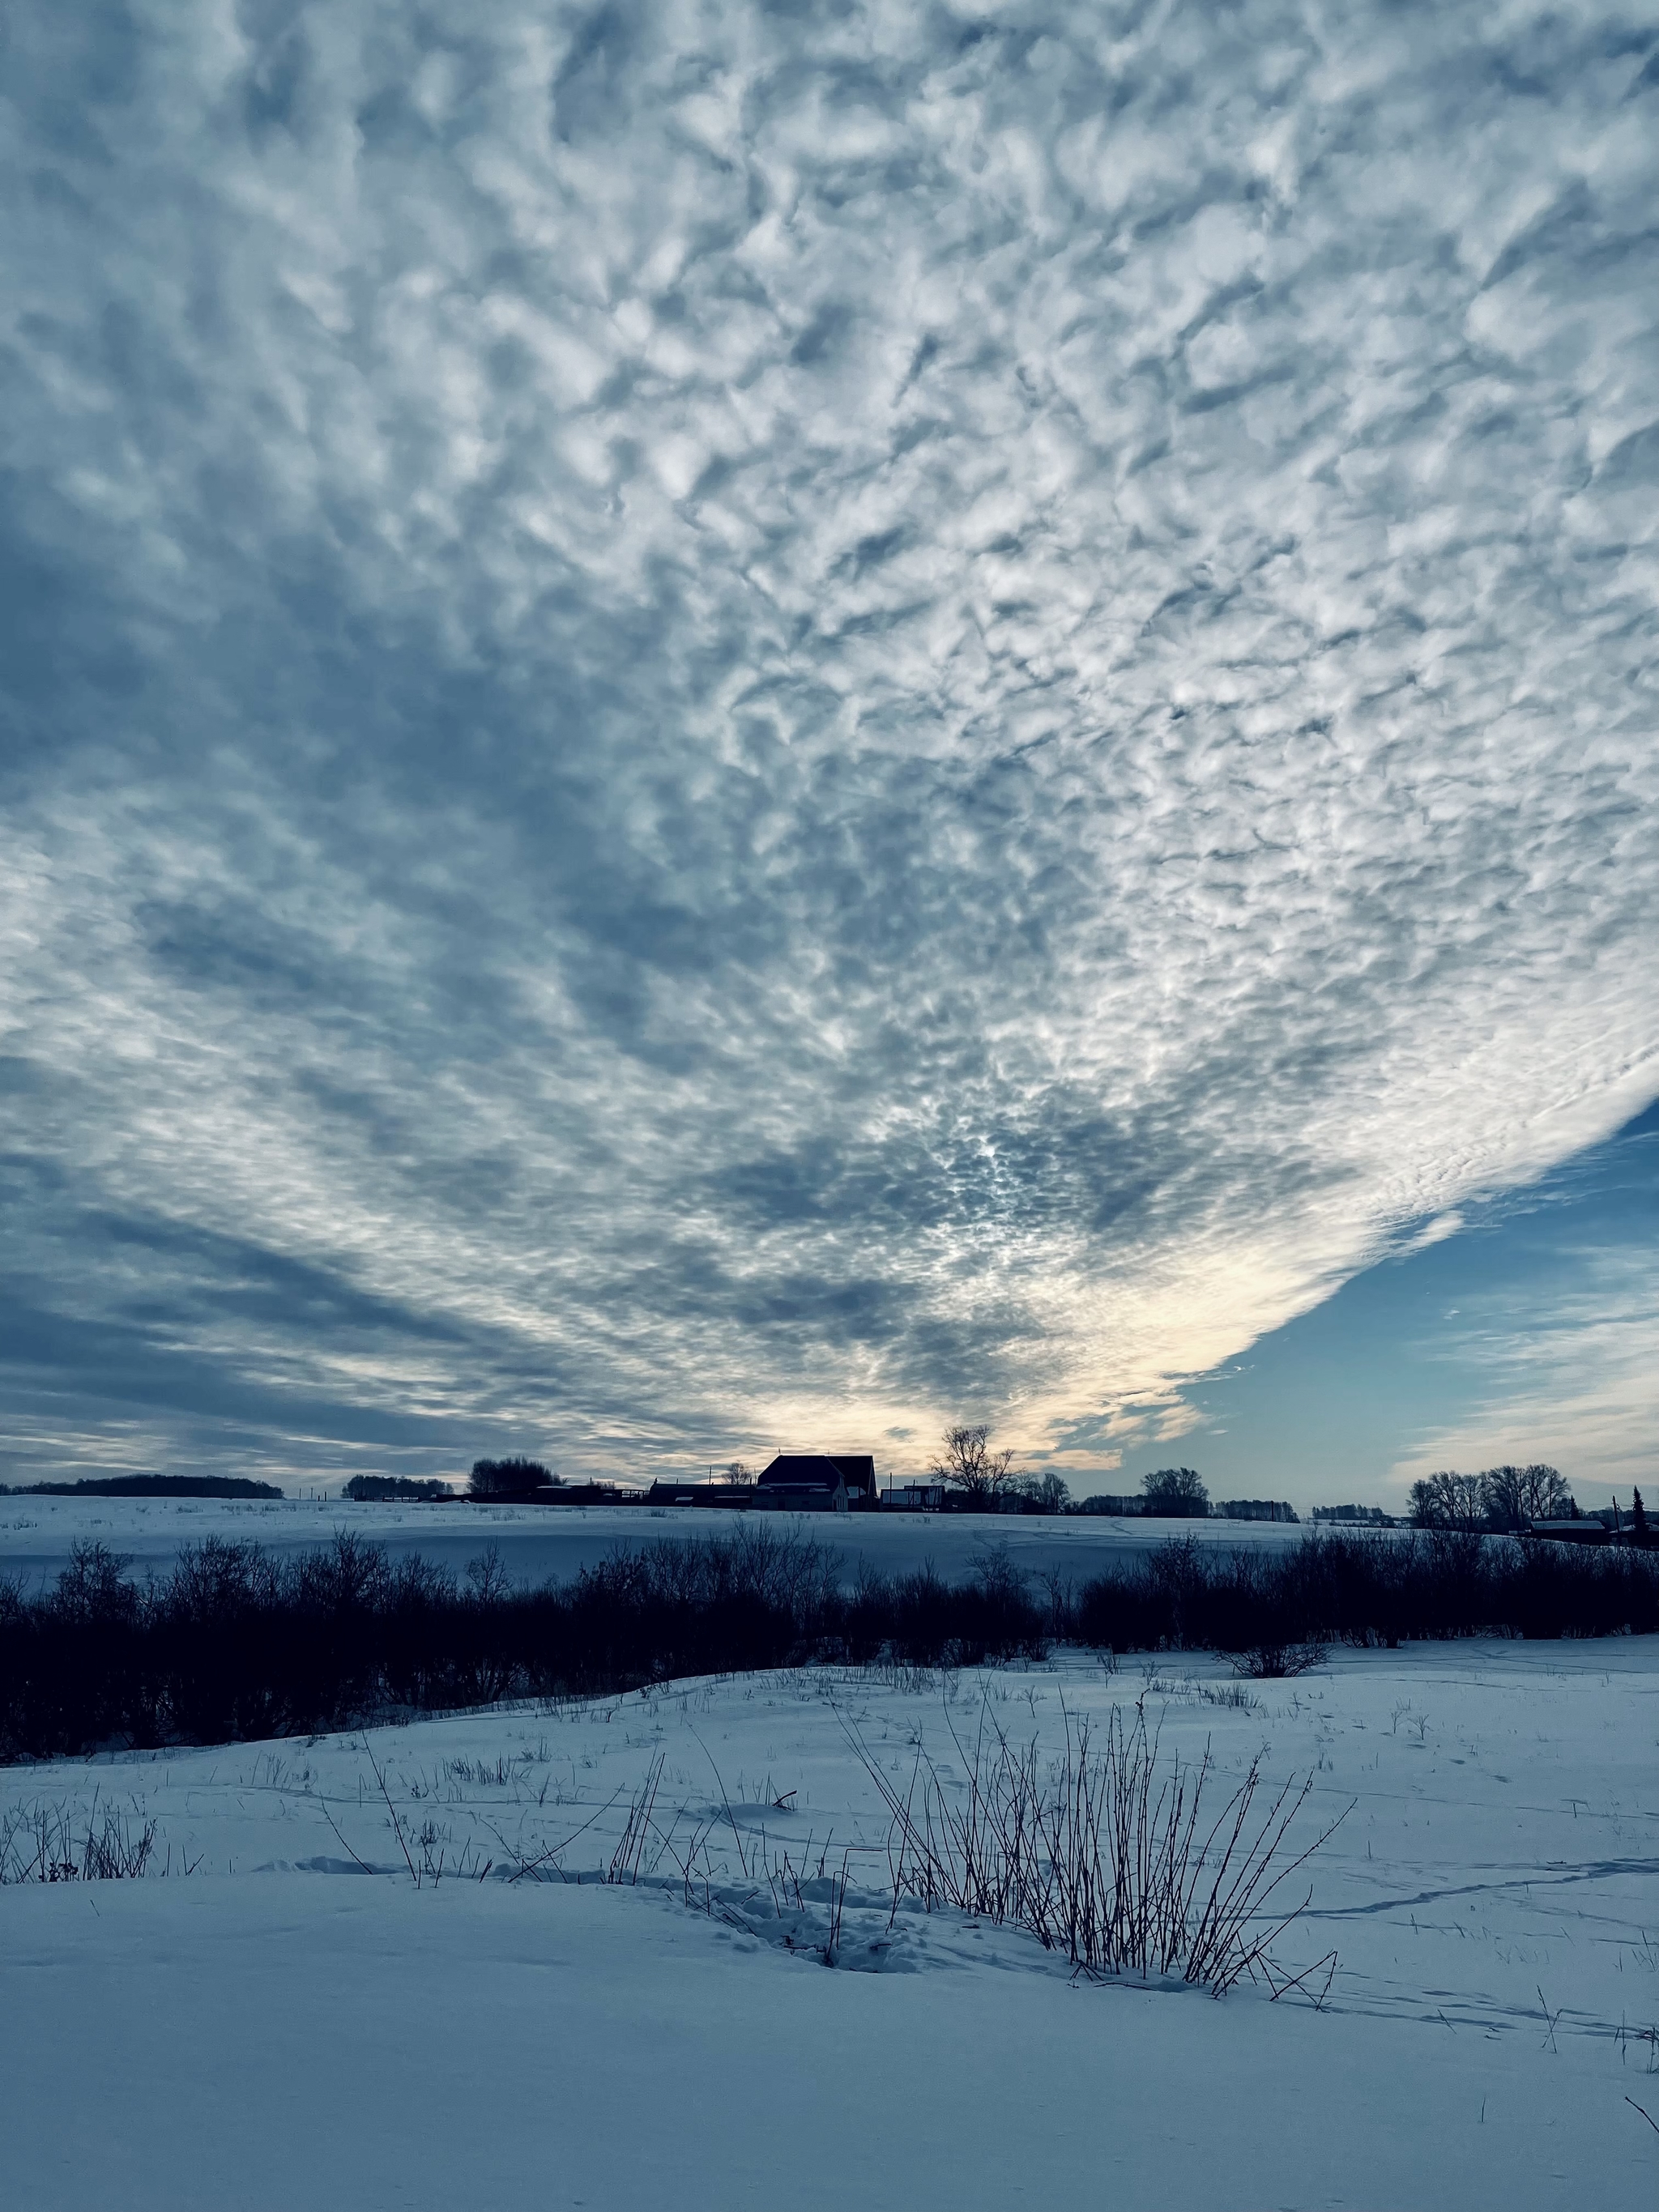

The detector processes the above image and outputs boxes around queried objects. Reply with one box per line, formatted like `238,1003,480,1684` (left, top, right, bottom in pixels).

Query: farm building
1525,1518,1607,1545
644,1480,754,1509
753,1453,878,1512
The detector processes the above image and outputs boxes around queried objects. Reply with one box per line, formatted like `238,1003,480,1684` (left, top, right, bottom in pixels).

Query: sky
1,2,1654,1507
1123,1098,1659,1507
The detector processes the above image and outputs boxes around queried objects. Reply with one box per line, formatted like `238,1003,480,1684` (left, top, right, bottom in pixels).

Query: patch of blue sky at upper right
1104,1099,1659,1511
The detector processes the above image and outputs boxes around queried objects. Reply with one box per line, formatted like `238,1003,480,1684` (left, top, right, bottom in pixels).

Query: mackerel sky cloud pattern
1,2,1655,1486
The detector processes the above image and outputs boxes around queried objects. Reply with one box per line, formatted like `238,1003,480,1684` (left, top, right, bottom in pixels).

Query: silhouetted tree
1025,1471,1072,1515
1141,1468,1209,1518
1481,1463,1571,1532
467,1457,558,1501
1632,1488,1650,1545
931,1425,1017,1508
1408,1472,1487,1532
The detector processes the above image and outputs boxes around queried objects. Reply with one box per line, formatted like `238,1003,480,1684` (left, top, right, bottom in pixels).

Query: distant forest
0,1476,284,1500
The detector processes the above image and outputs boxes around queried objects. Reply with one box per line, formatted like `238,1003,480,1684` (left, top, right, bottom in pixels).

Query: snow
3,1636,1655,2208
0,1492,1323,1595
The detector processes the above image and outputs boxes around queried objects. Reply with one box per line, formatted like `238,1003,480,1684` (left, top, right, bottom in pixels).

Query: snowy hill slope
2,1640,1654,2209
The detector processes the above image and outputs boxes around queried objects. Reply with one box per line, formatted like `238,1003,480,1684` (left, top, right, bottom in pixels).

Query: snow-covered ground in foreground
0,1492,1322,1593
3,1641,1656,2209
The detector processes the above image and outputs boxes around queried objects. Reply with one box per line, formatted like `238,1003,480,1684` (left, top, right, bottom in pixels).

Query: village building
1525,1517,1607,1544
753,1452,878,1512
644,1479,755,1509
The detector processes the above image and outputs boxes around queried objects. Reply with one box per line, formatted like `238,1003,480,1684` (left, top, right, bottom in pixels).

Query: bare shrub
847,1696,1346,1997
1195,1681,1260,1711
0,1796,168,1882
1228,1641,1328,1679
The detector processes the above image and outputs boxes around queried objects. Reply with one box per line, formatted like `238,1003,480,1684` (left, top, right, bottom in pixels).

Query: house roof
757,1454,848,1493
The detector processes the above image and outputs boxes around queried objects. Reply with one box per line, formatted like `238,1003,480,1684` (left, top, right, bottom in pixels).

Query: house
1524,1519,1607,1545
753,1452,878,1513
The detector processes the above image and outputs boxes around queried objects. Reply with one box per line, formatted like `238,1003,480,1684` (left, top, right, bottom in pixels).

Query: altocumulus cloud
0,2,1654,1484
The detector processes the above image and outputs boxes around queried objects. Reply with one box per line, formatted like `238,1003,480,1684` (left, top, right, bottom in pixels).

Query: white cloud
0,1,1653,1481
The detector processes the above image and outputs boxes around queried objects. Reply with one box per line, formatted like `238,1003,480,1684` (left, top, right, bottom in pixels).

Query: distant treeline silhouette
343,1476,455,1502
0,1476,284,1500
2,1525,1655,1762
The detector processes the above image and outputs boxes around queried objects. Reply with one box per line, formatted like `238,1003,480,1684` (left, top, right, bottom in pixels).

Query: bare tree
1025,1471,1072,1515
1408,1471,1487,1532
1141,1467,1209,1518
930,1424,1017,1508
1481,1463,1572,1532
725,1461,756,1490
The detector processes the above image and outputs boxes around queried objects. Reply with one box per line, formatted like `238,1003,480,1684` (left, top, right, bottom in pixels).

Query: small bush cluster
4,1525,1655,1762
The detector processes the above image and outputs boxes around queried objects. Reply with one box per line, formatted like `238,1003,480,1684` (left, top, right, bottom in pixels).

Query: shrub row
0,1527,1047,1760
2,1526,1654,1762
1075,1528,1659,1652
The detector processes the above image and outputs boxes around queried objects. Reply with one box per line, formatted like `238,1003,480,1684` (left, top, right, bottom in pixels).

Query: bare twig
366,1747,422,1888
486,1787,625,1883
318,1796,379,1877
689,1726,751,1879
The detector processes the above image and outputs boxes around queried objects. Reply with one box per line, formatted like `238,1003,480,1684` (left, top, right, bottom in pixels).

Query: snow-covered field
3,1637,1654,2209
0,1492,1320,1595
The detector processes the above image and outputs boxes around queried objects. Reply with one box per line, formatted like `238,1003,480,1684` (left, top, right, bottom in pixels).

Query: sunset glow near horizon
2,4,1654,1508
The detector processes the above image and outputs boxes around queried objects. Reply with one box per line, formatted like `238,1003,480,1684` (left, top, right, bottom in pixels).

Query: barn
753,1453,878,1512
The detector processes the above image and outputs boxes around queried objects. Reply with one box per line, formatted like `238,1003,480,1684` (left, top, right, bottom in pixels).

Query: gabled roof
757,1454,847,1492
